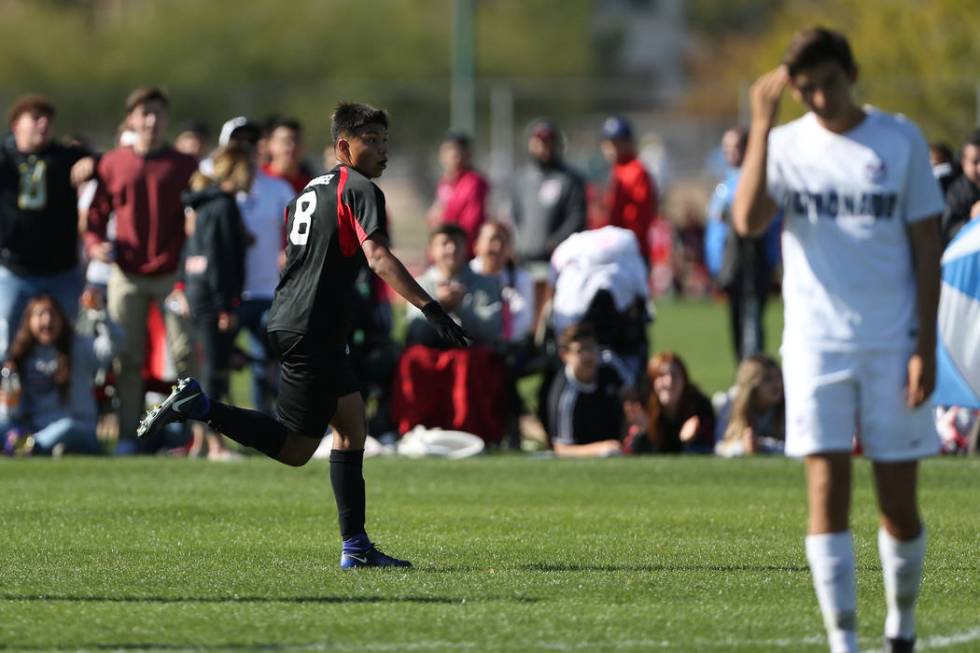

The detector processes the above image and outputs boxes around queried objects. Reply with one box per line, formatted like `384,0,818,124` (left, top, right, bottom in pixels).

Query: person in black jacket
168,144,250,459
940,130,980,248
0,95,96,358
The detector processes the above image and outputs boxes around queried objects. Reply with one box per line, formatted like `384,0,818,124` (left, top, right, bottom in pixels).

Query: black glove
421,300,471,348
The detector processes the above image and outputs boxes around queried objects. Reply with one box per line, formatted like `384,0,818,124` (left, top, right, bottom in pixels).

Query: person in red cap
597,116,658,262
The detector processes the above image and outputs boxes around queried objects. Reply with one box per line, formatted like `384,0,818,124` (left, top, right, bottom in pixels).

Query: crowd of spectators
1,86,977,458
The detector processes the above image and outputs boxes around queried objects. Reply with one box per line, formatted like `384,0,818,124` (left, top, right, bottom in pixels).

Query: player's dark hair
7,94,56,126
331,102,389,142
965,129,980,149
125,86,169,114
782,27,856,77
268,116,303,138
442,131,472,149
929,142,954,164
559,322,597,350
428,223,468,245
177,119,210,139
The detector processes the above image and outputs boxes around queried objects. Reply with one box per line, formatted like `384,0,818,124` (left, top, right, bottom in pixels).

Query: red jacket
436,168,489,254
603,157,657,255
85,146,197,276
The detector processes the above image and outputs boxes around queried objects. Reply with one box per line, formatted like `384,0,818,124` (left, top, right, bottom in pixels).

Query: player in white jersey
732,27,944,653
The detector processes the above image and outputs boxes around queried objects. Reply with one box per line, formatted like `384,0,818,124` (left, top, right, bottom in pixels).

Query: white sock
878,527,926,640
806,531,859,653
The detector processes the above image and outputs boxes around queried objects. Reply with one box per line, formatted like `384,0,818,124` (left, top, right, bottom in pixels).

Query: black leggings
193,308,237,401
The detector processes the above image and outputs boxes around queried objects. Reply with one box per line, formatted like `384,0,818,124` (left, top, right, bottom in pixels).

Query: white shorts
782,347,940,461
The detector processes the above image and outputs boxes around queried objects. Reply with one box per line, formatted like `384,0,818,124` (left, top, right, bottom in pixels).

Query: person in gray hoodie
510,119,587,336
510,119,587,270
1,291,118,455
406,223,502,347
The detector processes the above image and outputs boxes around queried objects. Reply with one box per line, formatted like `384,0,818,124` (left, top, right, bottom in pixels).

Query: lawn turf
1,455,978,652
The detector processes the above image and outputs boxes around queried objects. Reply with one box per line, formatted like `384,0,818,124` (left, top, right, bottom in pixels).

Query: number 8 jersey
266,164,386,345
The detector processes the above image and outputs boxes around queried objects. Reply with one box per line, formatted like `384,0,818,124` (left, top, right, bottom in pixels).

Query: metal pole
451,0,476,136
489,83,514,194
740,237,760,360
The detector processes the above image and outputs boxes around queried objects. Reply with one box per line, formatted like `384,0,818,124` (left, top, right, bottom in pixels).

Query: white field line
82,627,980,653
250,627,980,652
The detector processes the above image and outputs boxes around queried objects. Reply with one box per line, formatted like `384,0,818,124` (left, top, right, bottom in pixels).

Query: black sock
205,401,288,459
330,449,366,540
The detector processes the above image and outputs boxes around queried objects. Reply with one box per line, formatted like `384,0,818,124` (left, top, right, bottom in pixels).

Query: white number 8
290,191,316,246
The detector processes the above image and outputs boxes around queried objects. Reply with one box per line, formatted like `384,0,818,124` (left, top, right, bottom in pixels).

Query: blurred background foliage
1,0,976,158
0,0,593,147
686,0,980,143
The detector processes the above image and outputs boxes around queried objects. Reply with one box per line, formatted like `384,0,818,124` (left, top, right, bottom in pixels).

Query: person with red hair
623,350,715,454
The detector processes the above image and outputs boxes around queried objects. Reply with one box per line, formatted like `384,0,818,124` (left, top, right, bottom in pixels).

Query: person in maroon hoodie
84,86,199,454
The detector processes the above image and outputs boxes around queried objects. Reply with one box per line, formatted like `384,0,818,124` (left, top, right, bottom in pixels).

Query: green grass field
3,299,978,652
1,457,978,652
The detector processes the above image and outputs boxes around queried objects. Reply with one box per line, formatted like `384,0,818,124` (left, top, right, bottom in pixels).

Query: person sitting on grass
545,322,626,458
406,223,503,347
623,350,715,454
1,291,118,456
715,353,786,457
469,221,534,344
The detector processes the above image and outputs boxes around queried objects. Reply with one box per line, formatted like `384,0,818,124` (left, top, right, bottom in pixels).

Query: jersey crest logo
864,159,887,183
305,174,335,188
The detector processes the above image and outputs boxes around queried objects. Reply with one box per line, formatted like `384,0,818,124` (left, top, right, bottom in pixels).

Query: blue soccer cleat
137,377,210,441
340,545,413,569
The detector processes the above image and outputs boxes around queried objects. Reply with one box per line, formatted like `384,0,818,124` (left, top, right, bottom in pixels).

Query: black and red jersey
266,164,386,345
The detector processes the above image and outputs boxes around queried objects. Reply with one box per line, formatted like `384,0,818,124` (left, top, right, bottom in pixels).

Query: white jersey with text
767,108,944,352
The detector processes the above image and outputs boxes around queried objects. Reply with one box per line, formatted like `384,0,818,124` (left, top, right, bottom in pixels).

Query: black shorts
268,330,360,437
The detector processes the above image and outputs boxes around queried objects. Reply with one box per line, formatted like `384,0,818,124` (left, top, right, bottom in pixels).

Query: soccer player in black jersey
138,102,469,569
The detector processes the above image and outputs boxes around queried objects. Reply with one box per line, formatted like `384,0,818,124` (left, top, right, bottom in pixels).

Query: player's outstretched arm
362,234,470,347
906,216,942,408
733,67,787,237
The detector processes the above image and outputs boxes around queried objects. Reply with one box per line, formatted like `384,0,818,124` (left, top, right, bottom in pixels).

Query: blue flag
935,219,980,408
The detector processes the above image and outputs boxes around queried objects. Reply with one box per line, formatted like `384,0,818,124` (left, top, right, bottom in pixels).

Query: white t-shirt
549,226,649,335
237,171,294,301
767,108,944,352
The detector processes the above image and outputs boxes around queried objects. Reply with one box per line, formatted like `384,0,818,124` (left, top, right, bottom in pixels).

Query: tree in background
0,0,593,150
684,0,979,144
